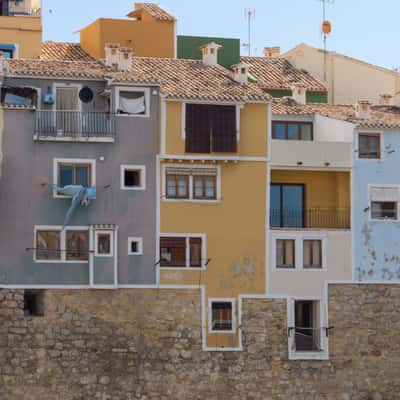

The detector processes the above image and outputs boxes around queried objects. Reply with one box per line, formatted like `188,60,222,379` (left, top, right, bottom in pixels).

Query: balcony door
270,184,304,228
55,86,80,135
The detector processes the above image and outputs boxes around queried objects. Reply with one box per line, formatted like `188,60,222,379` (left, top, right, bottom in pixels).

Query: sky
43,0,400,70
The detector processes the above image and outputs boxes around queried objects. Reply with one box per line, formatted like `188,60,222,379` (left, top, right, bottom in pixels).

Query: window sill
209,329,235,334
34,260,89,264
116,113,149,118
289,350,329,361
163,198,221,204
120,186,146,191
160,266,206,271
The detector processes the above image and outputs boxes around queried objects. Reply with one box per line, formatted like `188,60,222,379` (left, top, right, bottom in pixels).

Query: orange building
80,3,176,60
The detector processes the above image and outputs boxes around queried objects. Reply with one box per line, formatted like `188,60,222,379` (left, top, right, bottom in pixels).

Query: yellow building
0,0,42,59
80,3,176,60
128,48,271,350
282,43,400,105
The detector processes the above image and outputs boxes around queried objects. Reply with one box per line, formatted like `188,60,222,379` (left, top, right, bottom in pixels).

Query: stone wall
0,285,399,400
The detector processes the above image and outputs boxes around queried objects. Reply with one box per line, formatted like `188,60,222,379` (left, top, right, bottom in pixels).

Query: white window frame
114,86,150,118
33,225,89,264
52,158,96,199
208,298,236,334
272,232,327,272
356,130,383,161
368,184,400,222
128,237,143,255
287,297,329,360
52,83,82,112
162,164,221,203
120,165,146,191
159,233,207,270
94,230,114,258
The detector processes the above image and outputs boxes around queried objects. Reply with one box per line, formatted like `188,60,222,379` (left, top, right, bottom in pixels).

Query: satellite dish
79,86,94,103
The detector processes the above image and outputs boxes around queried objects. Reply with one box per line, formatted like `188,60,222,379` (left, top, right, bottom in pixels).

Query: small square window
24,291,44,317
128,237,143,255
210,301,234,332
359,133,380,159
121,165,145,191
35,230,61,261
276,239,295,269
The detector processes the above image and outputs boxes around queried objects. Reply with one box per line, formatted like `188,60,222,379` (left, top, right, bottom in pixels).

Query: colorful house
0,0,42,59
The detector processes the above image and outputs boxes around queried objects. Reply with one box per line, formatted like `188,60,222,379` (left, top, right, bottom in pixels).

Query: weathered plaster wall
1,285,399,400
354,130,400,281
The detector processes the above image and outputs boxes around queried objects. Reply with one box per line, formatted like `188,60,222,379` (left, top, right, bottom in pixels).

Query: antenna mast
242,9,256,56
319,0,334,82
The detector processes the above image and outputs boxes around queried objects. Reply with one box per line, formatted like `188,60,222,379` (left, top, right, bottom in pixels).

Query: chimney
199,42,222,66
355,100,372,119
379,94,393,106
231,62,250,84
291,83,307,105
105,43,120,69
118,47,134,72
263,46,281,57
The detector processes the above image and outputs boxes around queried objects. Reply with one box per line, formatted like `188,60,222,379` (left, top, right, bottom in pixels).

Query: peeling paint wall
354,129,400,281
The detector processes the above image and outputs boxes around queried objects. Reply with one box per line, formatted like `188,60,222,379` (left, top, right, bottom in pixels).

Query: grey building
0,45,159,287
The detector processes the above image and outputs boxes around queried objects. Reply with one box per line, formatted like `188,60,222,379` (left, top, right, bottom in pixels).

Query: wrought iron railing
35,111,116,139
8,5,41,16
270,208,350,229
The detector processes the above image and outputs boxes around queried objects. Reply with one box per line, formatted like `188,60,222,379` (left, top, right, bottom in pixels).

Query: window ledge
162,198,221,204
33,135,115,143
160,266,206,271
289,351,329,361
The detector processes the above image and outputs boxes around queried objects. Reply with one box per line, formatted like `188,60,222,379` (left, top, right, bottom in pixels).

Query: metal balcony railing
270,208,350,229
8,5,41,16
35,111,116,140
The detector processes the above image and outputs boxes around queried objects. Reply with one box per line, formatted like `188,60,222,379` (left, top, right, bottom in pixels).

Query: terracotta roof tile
272,98,400,129
242,56,327,92
127,3,175,21
111,57,271,102
41,41,95,62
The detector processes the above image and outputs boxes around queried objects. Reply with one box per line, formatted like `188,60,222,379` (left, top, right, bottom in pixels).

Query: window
95,231,113,257
121,165,146,191
164,167,219,201
36,230,61,261
35,227,89,263
359,133,380,159
303,240,322,269
160,235,205,268
270,184,304,228
292,300,321,352
369,186,399,220
209,300,235,333
58,163,91,188
272,121,313,141
185,104,237,153
276,239,295,269
166,174,189,199
24,291,45,317
371,202,397,220
116,87,149,117
0,43,16,59
2,87,37,106
128,237,143,255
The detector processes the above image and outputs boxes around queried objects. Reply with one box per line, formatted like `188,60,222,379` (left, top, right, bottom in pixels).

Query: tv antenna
242,9,256,56
318,0,334,82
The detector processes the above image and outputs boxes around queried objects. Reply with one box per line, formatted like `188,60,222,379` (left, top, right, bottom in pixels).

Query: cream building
281,43,400,105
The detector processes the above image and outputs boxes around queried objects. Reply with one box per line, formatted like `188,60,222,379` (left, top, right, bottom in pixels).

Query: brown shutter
160,237,186,267
210,105,237,152
185,104,211,153
189,237,202,267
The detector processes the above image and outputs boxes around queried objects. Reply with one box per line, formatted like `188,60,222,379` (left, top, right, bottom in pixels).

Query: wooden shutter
185,104,210,153
189,237,202,267
160,237,186,267
210,105,237,152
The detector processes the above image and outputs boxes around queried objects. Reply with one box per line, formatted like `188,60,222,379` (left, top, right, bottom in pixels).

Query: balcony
270,208,350,229
6,0,41,16
271,140,352,169
34,111,116,143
